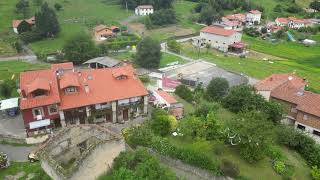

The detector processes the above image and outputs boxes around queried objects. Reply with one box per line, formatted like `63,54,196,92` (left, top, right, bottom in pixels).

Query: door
106,113,112,122
123,109,129,121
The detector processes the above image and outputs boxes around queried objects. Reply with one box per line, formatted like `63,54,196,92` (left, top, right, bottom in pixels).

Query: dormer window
65,86,77,94
26,78,51,98
116,75,128,80
32,89,48,97
112,68,129,80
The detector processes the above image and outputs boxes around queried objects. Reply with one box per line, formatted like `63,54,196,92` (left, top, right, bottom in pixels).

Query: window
65,87,77,94
297,124,305,131
32,89,47,97
303,114,308,120
313,130,320,137
32,107,43,119
48,104,58,115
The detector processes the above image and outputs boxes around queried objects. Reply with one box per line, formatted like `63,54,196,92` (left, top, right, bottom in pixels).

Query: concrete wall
200,32,242,52
71,139,126,180
257,90,271,101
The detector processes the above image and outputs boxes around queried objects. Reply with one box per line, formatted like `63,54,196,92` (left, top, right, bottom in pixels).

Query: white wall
257,90,271,101
152,90,171,107
200,32,242,52
135,8,154,16
295,122,320,143
246,13,261,24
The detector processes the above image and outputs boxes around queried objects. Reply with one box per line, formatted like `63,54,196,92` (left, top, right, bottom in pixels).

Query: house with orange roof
275,17,312,29
152,90,184,119
20,62,148,137
199,25,242,52
12,16,35,34
93,24,119,41
255,74,320,142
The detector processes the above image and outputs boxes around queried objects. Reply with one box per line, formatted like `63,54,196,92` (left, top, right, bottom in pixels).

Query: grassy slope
0,162,51,180
174,1,202,30
180,42,320,92
0,60,48,80
28,0,131,54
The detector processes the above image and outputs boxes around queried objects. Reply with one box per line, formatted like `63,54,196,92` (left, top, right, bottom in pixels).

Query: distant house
12,16,35,34
246,10,262,25
221,13,246,30
93,24,119,41
199,25,242,52
84,56,122,69
255,74,320,142
135,5,154,16
275,17,312,29
152,90,184,119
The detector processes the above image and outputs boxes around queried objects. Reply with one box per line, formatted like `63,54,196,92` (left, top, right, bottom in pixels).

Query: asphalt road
0,144,35,162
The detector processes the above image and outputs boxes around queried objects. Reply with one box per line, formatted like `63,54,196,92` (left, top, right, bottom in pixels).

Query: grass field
0,60,48,80
180,42,320,92
26,0,131,54
174,1,202,30
0,162,51,180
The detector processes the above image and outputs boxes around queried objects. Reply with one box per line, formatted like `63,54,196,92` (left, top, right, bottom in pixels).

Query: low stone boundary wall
139,147,232,180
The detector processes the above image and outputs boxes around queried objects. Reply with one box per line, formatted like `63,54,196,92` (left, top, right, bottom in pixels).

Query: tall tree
206,77,229,101
17,20,32,34
35,2,60,37
16,0,29,18
310,0,320,11
135,37,161,68
63,34,99,64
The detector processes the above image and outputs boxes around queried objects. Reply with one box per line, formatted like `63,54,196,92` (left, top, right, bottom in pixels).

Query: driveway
0,114,26,138
0,144,35,162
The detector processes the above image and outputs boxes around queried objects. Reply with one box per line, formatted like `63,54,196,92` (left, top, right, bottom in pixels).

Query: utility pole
126,1,128,13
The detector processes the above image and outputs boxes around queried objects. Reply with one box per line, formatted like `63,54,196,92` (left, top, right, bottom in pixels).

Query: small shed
0,98,19,116
228,42,246,53
84,56,122,69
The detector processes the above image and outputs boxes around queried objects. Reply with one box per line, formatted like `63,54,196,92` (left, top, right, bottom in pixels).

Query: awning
29,119,51,129
0,98,19,110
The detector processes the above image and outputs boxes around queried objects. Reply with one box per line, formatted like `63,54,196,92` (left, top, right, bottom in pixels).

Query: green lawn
168,136,311,180
26,0,132,54
174,1,202,31
0,60,48,80
180,42,320,93
0,162,51,180
160,53,186,67
0,41,16,56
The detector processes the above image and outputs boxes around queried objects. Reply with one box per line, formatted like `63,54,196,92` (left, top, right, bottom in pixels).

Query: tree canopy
35,2,60,37
63,34,99,64
206,77,229,101
17,20,32,34
135,37,161,68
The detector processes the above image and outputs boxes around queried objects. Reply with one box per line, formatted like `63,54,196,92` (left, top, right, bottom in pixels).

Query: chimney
288,76,293,81
84,84,90,93
297,88,304,96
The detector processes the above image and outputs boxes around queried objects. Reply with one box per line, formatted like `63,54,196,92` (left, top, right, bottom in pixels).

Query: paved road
0,114,26,138
0,144,35,162
0,44,38,63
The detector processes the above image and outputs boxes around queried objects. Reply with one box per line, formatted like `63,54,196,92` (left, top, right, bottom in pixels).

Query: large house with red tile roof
199,25,242,52
255,74,320,141
20,63,148,137
275,17,312,29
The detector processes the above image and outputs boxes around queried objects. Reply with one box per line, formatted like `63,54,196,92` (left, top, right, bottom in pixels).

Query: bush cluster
175,85,194,102
150,136,221,175
277,126,320,167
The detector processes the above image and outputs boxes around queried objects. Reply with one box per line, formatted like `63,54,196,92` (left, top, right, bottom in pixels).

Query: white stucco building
246,10,262,25
275,17,311,29
135,5,154,16
199,25,242,52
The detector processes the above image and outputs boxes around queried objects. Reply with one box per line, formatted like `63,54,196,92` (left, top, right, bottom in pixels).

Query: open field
23,0,131,54
179,42,320,92
0,162,50,180
174,1,202,30
0,60,48,80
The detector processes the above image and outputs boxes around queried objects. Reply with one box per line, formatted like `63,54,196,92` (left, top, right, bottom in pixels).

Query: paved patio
0,113,26,138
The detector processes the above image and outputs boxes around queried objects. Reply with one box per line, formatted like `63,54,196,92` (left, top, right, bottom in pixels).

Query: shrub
206,77,229,101
273,160,286,175
167,39,181,54
175,85,193,102
220,159,240,178
124,124,154,148
194,101,219,117
311,166,320,180
266,146,286,161
19,30,43,43
150,136,221,174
